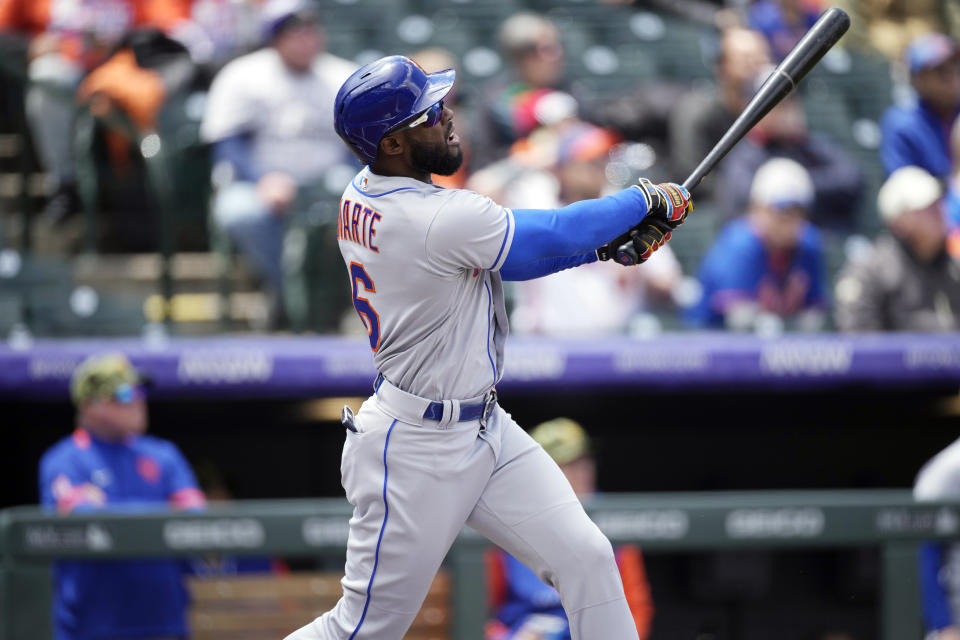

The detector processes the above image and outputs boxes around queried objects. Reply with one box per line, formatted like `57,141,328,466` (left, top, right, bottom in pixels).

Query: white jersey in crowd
201,48,356,184
337,167,516,400
915,436,960,624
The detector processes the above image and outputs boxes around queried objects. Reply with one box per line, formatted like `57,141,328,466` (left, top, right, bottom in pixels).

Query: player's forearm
499,252,597,281
504,188,647,268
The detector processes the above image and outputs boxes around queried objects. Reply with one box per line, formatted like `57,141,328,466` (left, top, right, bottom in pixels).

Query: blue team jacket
881,99,959,179
38,429,206,640
687,217,825,328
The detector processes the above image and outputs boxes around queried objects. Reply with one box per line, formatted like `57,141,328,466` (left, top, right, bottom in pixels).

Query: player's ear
379,133,405,158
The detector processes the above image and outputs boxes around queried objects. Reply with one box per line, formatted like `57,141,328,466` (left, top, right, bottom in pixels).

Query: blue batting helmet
334,55,455,165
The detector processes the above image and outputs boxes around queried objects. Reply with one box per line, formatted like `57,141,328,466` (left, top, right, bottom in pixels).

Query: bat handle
681,172,701,195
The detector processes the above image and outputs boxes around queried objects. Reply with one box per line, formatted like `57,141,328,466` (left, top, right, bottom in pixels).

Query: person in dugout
38,352,206,640
485,418,654,640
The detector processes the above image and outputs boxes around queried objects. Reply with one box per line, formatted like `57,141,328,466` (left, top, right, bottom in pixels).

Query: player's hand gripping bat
613,7,851,263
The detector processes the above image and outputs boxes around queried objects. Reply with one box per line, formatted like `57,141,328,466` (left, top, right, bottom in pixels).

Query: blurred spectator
486,418,654,640
747,0,822,61
39,352,206,640
837,0,949,63
470,12,581,171
411,47,470,189
716,86,863,230
200,0,356,330
0,0,199,226
880,32,960,179
466,91,580,205
835,166,960,331
474,119,683,336
668,26,772,196
688,158,828,331
187,0,264,76
914,437,960,640
947,115,960,256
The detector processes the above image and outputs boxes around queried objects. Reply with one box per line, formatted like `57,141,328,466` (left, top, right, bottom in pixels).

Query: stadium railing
0,489,946,640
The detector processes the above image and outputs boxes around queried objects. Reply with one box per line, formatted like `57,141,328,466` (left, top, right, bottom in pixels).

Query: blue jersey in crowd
688,217,826,328
39,429,206,640
881,99,959,179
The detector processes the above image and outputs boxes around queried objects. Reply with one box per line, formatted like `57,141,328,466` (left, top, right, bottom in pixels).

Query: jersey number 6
350,262,380,351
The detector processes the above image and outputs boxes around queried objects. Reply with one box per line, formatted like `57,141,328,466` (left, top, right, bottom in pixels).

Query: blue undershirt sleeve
212,133,261,182
919,542,954,631
501,187,648,270
500,252,597,281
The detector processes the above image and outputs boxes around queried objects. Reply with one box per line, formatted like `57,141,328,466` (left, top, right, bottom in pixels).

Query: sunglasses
112,383,145,404
391,100,444,133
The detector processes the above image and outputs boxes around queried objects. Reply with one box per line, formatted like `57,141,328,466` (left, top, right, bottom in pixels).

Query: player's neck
370,159,430,183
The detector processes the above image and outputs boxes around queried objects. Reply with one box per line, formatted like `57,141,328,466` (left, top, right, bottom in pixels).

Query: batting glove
635,178,693,229
596,218,672,265
596,179,694,266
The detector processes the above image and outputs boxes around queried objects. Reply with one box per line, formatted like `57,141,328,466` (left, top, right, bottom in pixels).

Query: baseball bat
682,7,851,193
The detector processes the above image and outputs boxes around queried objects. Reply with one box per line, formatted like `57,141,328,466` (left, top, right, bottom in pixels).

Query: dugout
3,332,960,639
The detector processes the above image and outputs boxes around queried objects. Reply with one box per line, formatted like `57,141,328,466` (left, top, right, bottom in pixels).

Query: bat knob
616,241,638,265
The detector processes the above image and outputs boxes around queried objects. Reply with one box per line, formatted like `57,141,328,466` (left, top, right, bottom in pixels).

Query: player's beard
409,138,463,176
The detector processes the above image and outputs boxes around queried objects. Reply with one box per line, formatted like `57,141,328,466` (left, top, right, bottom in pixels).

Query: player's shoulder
346,168,442,203
39,432,88,470
717,218,762,250
433,187,507,216
215,47,280,81
41,435,78,461
880,102,921,131
313,52,359,87
798,222,824,251
134,435,182,461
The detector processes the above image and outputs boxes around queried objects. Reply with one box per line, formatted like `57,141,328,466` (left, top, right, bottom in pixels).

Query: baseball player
284,55,692,640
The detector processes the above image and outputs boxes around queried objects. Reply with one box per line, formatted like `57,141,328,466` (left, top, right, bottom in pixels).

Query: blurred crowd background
1,0,959,340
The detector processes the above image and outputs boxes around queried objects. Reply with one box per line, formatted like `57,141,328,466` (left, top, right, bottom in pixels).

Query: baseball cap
555,122,620,166
530,418,591,465
70,353,144,405
749,157,815,211
906,33,958,74
261,0,318,41
877,166,943,222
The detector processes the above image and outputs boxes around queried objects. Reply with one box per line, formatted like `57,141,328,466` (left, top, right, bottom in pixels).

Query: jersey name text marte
338,198,383,252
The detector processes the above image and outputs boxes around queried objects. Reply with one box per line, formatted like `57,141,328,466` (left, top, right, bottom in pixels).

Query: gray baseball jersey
336,166,516,400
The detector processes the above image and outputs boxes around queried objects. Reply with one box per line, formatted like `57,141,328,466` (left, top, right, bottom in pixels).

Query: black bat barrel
681,7,851,193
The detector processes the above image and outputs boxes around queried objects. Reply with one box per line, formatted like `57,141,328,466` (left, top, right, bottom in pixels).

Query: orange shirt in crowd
0,0,191,66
